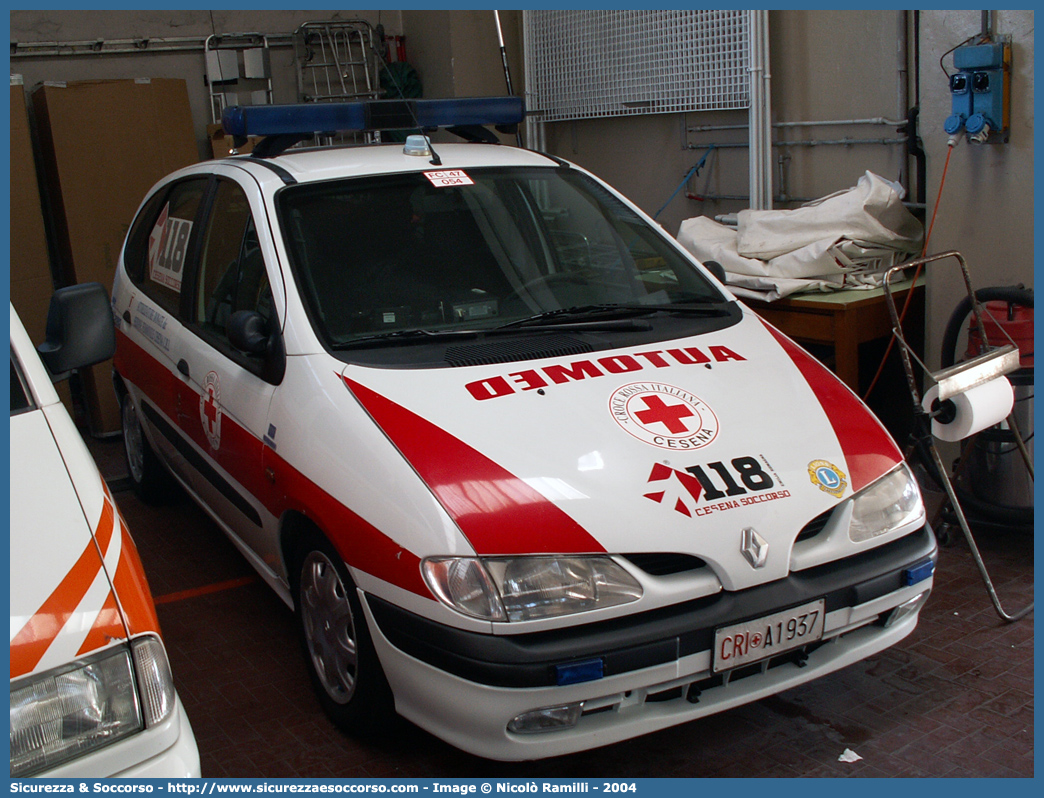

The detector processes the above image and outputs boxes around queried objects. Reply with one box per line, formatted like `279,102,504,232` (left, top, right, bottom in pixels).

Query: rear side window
124,178,208,316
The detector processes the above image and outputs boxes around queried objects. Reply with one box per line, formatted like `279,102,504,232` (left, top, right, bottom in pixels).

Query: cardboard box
207,122,258,159
10,78,54,347
9,77,76,413
31,78,198,435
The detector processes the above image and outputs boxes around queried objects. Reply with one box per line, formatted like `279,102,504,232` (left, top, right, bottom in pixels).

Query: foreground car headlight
10,636,175,776
423,556,642,622
848,463,924,543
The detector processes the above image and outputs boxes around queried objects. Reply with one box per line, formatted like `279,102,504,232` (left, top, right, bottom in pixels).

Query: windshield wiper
331,300,731,347
496,301,730,330
331,328,480,349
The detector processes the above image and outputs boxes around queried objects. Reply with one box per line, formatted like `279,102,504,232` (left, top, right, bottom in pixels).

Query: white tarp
677,171,923,302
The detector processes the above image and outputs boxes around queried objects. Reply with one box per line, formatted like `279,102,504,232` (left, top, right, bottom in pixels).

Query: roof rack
221,96,525,158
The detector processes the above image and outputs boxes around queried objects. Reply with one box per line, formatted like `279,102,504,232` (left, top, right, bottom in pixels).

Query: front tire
121,395,175,503
294,528,396,734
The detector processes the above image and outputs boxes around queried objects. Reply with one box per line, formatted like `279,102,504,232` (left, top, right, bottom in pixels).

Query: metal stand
883,251,1033,623
205,33,274,124
294,20,383,104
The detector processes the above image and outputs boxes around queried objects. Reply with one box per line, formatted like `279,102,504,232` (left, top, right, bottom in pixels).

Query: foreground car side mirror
228,310,286,384
37,283,116,381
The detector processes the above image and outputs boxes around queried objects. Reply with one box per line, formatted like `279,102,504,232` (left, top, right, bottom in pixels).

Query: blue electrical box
945,40,1011,143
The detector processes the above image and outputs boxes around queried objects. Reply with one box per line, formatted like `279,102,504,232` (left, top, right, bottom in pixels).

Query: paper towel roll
922,377,1014,442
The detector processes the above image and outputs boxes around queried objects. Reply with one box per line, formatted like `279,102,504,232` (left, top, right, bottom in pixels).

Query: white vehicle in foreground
10,286,200,777
110,97,936,761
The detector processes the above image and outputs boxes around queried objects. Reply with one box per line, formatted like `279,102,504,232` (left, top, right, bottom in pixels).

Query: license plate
713,599,825,673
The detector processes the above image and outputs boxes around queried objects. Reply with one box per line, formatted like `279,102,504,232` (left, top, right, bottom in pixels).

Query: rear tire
293,527,397,734
121,395,175,503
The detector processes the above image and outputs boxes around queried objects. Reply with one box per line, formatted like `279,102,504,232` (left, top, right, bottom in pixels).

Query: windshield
278,166,727,349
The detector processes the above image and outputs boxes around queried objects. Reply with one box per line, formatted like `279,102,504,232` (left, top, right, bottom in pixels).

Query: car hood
10,407,131,680
341,310,903,590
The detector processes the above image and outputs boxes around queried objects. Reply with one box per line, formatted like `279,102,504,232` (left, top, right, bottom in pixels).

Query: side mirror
703,260,727,284
227,310,286,384
227,310,269,355
37,283,116,380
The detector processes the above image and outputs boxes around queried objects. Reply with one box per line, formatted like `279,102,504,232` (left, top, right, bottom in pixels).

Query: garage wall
11,9,1034,377
534,8,1034,376
917,9,1034,370
536,10,915,238
10,10,405,160
401,10,522,104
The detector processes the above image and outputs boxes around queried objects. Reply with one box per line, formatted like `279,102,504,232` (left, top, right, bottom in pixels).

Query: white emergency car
109,97,936,761
10,286,200,777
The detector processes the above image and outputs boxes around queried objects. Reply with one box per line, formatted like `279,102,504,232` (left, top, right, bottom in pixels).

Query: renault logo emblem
741,527,768,569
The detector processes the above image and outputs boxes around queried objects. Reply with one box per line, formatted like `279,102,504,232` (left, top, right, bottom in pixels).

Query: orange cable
862,141,955,401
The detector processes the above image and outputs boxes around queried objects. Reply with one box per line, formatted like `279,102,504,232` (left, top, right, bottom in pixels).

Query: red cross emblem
634,395,697,434
200,371,222,449
610,382,719,450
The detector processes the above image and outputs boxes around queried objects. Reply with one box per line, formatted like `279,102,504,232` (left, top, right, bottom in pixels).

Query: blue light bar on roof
222,96,525,138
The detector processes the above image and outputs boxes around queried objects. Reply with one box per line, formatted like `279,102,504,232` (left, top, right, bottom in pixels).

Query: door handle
177,359,190,378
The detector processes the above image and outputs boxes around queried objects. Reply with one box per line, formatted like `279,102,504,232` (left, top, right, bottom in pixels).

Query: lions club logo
610,383,719,450
808,460,847,498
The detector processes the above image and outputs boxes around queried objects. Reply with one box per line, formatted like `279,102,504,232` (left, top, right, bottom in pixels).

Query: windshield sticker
644,457,791,518
147,202,192,292
611,383,719,450
200,371,222,450
464,346,747,401
424,169,474,188
808,460,847,498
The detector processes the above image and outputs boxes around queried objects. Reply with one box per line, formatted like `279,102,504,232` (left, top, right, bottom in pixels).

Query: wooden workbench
743,277,925,392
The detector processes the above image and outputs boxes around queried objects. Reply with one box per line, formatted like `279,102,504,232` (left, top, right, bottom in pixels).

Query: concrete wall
10,9,1034,374
10,9,525,155
917,9,1034,370
537,10,917,238
536,8,1034,376
10,10,404,160
402,10,522,102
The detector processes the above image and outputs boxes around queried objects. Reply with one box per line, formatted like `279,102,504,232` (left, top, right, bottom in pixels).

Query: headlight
848,463,924,543
423,556,642,622
10,636,176,776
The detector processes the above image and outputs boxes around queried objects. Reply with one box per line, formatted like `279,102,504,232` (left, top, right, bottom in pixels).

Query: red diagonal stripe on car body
114,331,429,598
343,376,606,557
758,319,903,493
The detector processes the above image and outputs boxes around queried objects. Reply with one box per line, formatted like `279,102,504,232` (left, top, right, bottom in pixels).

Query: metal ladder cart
293,20,384,104
204,33,274,124
882,251,1033,623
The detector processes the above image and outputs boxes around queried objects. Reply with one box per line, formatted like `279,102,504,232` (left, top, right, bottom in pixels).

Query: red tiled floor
94,438,1033,777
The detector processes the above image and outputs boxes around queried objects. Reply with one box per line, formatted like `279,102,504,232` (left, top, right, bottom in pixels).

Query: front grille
623,553,707,576
796,507,834,542
444,335,592,367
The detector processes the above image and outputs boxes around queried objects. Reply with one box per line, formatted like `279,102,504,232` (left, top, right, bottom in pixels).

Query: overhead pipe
687,136,908,149
11,34,294,58
690,117,907,133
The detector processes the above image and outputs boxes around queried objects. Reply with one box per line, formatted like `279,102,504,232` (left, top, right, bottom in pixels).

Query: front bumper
365,525,937,761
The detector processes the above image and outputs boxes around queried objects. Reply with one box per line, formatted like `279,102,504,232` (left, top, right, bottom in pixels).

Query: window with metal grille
523,10,750,123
